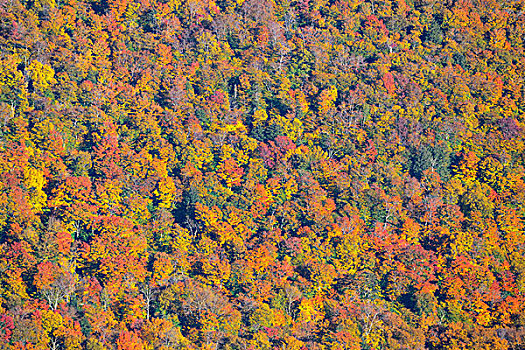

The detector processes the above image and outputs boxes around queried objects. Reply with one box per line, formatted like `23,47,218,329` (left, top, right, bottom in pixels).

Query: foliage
0,0,524,347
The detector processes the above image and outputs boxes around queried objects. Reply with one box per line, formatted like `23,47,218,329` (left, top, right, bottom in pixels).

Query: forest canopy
0,0,524,347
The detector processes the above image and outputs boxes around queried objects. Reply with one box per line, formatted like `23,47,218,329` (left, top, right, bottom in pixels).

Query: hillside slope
0,0,524,348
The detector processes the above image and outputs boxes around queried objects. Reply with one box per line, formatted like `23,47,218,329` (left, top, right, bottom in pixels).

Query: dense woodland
0,0,524,347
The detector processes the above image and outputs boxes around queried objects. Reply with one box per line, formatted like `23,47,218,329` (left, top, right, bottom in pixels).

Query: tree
33,261,76,311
